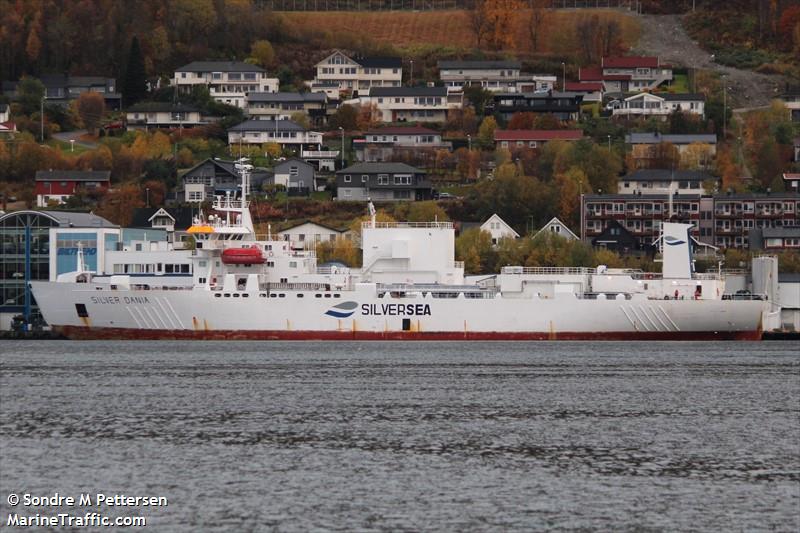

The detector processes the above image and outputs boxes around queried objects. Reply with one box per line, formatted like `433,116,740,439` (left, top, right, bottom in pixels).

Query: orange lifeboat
221,248,265,265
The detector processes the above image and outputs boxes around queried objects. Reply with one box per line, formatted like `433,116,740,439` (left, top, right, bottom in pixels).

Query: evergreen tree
122,36,147,107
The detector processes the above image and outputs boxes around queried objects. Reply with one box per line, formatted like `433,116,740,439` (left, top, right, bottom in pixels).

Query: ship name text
90,296,151,305
361,303,432,316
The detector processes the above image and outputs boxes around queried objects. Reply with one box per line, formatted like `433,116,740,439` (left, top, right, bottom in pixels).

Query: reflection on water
1,341,798,531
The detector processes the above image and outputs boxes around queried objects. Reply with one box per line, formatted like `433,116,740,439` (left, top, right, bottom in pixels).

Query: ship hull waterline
53,326,762,341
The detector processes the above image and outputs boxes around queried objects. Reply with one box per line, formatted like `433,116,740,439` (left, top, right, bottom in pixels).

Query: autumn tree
528,0,551,52
330,104,358,131
478,116,498,149
647,142,681,170
455,148,482,180
96,184,145,226
507,112,537,130
681,142,714,171
356,103,381,130
142,180,167,207
316,238,360,268
249,39,275,68
463,86,494,116
715,145,744,192
468,0,522,50
76,92,105,135
455,228,497,274
554,167,586,228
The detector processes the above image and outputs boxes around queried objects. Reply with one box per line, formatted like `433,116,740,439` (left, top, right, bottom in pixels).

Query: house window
378,174,389,185
344,175,351,183
361,174,369,183
212,72,222,80
393,175,412,185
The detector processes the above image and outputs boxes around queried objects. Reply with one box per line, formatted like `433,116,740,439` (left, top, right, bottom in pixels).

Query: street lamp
146,187,150,208
40,96,45,143
410,59,414,86
607,134,611,151
561,62,566,91
467,134,471,151
69,139,75,153
338,126,344,167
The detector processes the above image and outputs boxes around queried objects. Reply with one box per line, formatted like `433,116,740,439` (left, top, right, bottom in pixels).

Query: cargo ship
30,160,767,341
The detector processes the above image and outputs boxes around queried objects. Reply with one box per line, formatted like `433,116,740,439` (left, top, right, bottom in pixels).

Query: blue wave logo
664,236,686,246
324,301,358,318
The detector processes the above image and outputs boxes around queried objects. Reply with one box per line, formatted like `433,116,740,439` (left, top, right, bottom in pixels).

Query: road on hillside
52,130,97,149
633,14,784,109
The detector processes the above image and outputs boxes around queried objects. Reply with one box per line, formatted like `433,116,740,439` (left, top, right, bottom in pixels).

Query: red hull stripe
55,326,763,341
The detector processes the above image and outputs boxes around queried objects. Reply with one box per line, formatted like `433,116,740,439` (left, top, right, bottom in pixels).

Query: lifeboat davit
221,248,265,265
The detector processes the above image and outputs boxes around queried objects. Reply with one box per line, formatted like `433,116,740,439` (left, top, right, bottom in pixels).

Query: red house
494,129,584,150
35,170,111,207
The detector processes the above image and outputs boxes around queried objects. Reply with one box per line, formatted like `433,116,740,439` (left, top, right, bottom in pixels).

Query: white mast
368,198,376,228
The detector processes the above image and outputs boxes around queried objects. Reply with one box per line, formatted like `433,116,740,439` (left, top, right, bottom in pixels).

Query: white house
0,103,9,123
245,92,327,125
348,87,462,123
535,217,578,241
172,61,279,109
227,119,323,150
613,92,705,119
308,51,402,95
355,126,451,162
481,214,519,245
437,60,556,94
278,221,344,250
125,103,206,131
618,169,714,195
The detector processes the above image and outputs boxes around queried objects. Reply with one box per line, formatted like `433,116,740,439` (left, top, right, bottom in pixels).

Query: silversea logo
664,236,686,246
324,301,433,318
324,301,358,318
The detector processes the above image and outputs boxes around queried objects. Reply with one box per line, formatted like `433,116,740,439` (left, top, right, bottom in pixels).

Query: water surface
1,341,798,531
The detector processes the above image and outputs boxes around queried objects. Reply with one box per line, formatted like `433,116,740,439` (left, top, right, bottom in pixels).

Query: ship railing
501,266,594,275
721,293,766,301
261,282,337,291
316,266,351,274
720,268,748,275
628,272,723,281
363,221,454,229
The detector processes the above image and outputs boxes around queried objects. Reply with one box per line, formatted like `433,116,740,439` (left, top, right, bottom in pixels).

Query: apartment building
172,61,279,108
308,51,402,95
488,91,583,122
227,119,323,150
437,60,555,94
494,129,583,150
245,92,327,126
335,162,431,202
617,170,715,196
713,193,799,249
125,103,206,131
626,132,717,169
354,126,451,162
351,87,462,123
580,192,800,251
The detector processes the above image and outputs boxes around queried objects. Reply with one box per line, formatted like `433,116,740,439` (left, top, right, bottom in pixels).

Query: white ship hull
31,282,765,341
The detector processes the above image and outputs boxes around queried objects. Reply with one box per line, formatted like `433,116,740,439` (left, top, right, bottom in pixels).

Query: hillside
280,9,641,55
